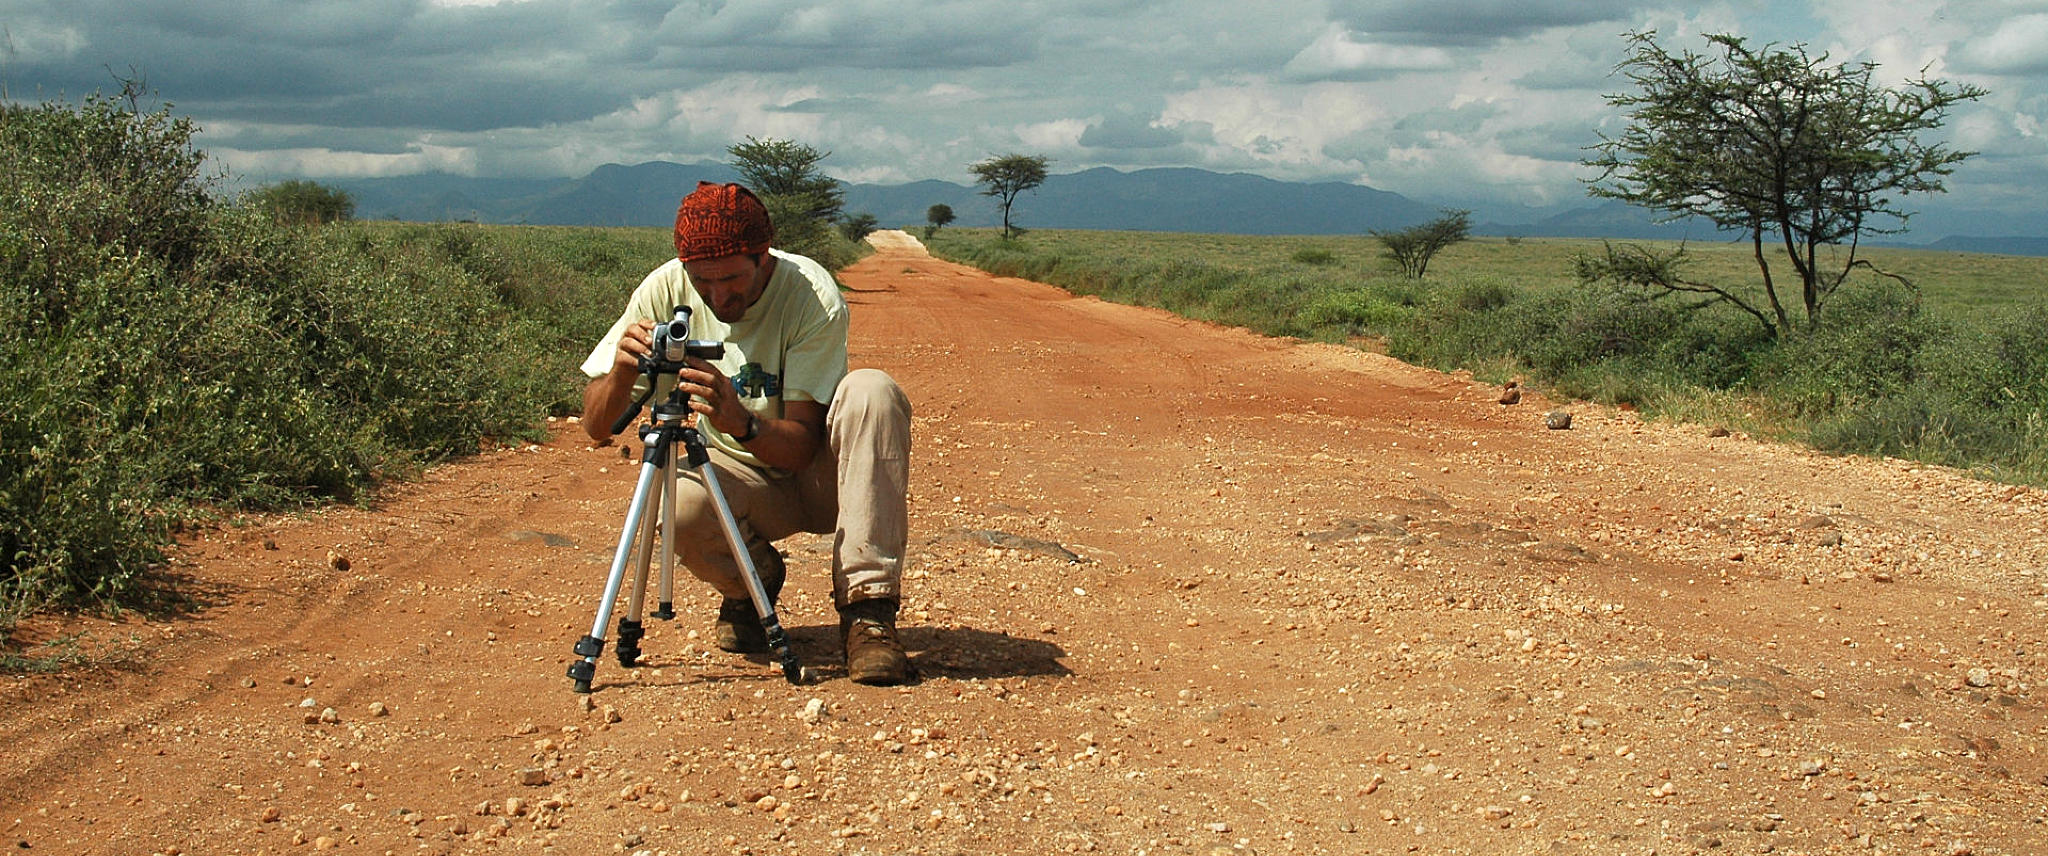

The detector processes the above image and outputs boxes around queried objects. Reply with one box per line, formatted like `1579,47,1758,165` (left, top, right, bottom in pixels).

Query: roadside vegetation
926,228,2048,488
0,93,677,642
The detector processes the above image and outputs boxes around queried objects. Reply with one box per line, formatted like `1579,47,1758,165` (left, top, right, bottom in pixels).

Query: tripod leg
567,455,665,693
616,488,659,667
652,452,678,620
617,462,666,667
695,463,809,685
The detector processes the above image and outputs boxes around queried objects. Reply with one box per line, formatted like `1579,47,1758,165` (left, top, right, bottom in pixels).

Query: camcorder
610,305,728,437
649,305,724,367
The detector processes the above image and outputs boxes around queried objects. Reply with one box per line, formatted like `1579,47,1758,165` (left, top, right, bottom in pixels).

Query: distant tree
838,211,879,242
1581,31,1986,338
246,179,355,225
1371,209,1470,278
727,136,844,223
727,136,849,264
924,203,955,239
970,154,1049,240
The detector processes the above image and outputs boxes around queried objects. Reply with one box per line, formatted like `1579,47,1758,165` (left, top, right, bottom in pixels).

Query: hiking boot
713,550,785,654
839,598,909,685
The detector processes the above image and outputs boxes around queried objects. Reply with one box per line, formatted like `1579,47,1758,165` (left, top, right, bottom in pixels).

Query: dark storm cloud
2,0,674,129
1327,0,1639,46
1,0,1024,134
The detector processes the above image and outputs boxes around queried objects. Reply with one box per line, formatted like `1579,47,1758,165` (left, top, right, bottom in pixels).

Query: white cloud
1160,83,1387,178
211,142,477,179
1282,24,1457,81
1956,13,2048,75
1,20,88,62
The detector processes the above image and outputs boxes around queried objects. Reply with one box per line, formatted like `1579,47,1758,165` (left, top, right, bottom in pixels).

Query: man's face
682,253,768,323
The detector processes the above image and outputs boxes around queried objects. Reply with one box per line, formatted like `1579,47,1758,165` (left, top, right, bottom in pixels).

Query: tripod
566,324,807,693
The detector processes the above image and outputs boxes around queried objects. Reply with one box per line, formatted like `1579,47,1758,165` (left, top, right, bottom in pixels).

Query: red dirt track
3,230,2045,855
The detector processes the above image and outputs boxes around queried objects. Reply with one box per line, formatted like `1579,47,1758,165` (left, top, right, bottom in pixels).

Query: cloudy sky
4,0,2044,220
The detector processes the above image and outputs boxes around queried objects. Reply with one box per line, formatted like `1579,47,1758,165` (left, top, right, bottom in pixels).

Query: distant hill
1921,236,2048,257
327,161,2048,254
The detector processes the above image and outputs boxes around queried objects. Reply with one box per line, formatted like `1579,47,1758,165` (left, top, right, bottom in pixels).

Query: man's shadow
774,622,1070,684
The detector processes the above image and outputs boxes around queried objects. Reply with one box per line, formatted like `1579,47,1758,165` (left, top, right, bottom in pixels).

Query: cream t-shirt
581,249,848,470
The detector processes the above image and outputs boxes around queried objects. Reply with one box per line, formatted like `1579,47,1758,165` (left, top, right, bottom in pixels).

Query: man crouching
579,181,912,685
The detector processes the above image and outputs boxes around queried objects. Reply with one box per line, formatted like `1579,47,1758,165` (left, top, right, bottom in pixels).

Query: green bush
1758,282,1936,415
2,95,629,634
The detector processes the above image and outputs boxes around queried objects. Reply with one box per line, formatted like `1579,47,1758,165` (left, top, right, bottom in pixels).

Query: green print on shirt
731,364,781,400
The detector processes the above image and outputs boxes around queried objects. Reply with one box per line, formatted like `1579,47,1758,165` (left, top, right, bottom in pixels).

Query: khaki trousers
669,369,910,607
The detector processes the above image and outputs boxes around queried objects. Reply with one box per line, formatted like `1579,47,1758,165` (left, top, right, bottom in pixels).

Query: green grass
926,228,2048,487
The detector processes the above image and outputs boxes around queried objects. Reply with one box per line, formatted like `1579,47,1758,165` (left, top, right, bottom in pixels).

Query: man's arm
580,319,656,444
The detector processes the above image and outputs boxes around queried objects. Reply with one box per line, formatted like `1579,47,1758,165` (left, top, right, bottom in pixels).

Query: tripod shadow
618,622,1071,688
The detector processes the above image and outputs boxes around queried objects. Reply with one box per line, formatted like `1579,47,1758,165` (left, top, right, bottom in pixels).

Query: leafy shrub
245,179,354,224
1298,288,1415,338
1757,282,1936,415
1292,248,1337,265
2,95,623,633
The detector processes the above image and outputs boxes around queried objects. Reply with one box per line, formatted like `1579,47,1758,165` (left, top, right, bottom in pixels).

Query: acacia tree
924,203,955,239
970,154,1049,239
838,211,879,242
727,137,847,262
1371,208,1470,278
1581,31,1985,338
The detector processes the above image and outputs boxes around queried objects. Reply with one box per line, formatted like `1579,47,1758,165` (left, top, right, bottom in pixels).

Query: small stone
518,768,549,787
326,550,350,571
367,702,389,717
799,698,828,725
1480,805,1514,820
1543,411,1572,430
318,707,340,724
260,806,281,823
313,836,339,850
504,797,526,816
602,706,622,724
1966,668,1993,688
1799,758,1829,777
239,676,256,689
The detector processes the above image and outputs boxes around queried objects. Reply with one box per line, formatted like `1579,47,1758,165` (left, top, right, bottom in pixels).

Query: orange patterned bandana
673,181,774,262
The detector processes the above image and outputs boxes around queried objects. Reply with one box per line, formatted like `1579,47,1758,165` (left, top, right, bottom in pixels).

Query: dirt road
4,231,2045,855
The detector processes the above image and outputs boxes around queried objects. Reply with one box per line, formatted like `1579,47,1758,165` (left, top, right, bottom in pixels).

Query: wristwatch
733,413,760,443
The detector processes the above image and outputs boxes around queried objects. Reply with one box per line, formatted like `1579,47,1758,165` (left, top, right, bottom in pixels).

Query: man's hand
678,356,749,438
610,320,657,375
580,320,658,443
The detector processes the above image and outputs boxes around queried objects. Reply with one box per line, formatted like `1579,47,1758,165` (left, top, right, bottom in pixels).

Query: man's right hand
582,319,660,443
610,319,657,375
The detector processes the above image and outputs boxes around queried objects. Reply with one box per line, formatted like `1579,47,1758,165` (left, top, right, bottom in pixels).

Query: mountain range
325,161,2048,255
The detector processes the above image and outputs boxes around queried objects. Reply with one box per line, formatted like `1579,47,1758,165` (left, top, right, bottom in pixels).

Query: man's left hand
679,357,749,437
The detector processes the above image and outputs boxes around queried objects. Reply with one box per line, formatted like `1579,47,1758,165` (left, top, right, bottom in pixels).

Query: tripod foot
566,658,596,694
651,602,676,620
615,619,645,667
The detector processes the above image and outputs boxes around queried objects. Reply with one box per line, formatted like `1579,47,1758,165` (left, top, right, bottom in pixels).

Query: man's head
674,182,776,323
